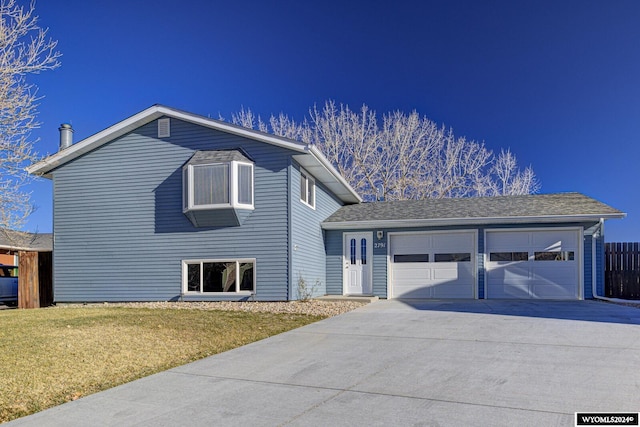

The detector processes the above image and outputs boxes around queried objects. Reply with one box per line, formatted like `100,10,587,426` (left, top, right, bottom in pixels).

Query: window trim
182,258,256,294
183,160,254,212
299,168,316,209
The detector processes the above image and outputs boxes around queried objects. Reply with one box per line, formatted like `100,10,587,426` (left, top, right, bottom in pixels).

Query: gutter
322,213,625,230
307,145,362,203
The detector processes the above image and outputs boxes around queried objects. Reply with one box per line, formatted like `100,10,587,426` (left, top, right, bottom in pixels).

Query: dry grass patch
0,307,323,423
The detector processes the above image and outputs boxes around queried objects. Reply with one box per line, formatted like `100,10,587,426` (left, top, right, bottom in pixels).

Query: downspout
591,218,628,302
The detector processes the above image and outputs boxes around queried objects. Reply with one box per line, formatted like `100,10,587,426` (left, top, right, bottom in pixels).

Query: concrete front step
315,295,380,303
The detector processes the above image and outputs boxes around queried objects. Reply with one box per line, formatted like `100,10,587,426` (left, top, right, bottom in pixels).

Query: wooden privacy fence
605,242,640,299
18,251,53,309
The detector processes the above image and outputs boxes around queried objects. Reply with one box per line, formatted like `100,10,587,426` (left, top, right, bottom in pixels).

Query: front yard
0,305,330,423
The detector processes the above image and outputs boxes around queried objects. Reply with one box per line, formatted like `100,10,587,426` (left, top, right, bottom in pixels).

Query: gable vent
158,118,170,138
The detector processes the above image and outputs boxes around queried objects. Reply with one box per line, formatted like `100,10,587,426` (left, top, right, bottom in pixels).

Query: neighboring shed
0,229,53,308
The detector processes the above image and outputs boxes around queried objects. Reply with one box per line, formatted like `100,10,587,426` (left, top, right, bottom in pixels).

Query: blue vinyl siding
325,230,343,295
52,118,294,302
583,221,606,298
289,162,343,299
477,231,485,299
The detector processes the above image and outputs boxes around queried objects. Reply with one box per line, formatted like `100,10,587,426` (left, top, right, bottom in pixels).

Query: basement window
183,259,255,293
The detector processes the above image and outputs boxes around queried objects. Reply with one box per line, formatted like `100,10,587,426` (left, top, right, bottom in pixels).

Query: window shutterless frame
181,259,256,294
299,168,315,209
183,161,254,211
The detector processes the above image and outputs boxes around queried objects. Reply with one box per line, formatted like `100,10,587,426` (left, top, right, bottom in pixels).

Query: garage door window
489,252,528,262
435,253,471,262
394,254,429,263
534,251,574,261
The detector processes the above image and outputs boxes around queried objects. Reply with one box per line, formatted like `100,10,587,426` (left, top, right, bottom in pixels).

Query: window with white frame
299,169,315,208
183,161,254,211
183,259,255,293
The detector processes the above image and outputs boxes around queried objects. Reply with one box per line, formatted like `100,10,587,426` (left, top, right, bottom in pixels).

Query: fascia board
321,213,626,230
27,105,309,178
292,146,362,204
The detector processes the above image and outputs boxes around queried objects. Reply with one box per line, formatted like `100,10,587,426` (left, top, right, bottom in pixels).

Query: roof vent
59,123,73,150
158,118,170,138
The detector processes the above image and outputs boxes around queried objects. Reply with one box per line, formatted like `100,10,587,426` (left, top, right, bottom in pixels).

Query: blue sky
23,0,640,241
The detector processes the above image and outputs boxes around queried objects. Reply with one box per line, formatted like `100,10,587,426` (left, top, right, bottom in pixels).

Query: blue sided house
28,105,625,302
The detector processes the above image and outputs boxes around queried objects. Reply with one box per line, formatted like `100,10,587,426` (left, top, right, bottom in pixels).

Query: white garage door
390,231,476,299
485,229,580,299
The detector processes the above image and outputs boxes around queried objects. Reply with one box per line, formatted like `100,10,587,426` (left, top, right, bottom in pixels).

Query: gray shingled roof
322,193,624,228
0,229,53,251
186,149,252,165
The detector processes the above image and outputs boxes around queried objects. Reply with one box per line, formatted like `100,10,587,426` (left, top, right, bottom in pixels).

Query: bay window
183,155,254,211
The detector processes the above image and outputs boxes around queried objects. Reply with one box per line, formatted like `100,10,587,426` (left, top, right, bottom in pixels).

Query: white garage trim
387,230,478,299
484,227,583,300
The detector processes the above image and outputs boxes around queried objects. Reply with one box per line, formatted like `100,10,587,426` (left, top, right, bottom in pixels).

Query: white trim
483,226,583,300
182,161,255,211
386,229,478,299
299,168,316,209
322,214,624,230
342,232,373,295
308,145,362,203
181,258,256,294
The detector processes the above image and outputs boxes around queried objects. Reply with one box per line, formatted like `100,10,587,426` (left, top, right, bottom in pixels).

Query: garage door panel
393,285,431,299
432,283,474,298
487,265,529,284
392,235,431,253
532,265,576,283
488,283,531,299
390,232,476,299
531,230,577,249
432,233,474,251
486,230,580,300
393,266,431,281
486,232,531,249
432,263,473,282
531,283,577,299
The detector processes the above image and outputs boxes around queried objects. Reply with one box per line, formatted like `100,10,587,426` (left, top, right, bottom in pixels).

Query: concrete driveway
9,300,640,426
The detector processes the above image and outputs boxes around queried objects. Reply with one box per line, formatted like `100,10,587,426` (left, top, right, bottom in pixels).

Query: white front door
343,232,373,295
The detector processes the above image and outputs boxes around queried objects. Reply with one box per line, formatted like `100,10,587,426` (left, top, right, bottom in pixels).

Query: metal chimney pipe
59,123,73,150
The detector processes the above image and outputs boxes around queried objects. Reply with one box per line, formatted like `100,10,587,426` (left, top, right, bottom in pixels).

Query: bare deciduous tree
228,100,539,201
489,149,540,196
0,0,61,231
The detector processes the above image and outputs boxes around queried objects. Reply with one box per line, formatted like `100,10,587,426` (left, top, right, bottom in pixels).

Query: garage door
389,231,476,298
485,229,580,299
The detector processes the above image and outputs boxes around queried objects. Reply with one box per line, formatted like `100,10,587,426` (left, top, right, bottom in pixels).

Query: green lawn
0,307,323,423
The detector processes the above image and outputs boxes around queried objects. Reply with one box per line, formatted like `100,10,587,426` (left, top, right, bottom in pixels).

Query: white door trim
342,232,373,295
